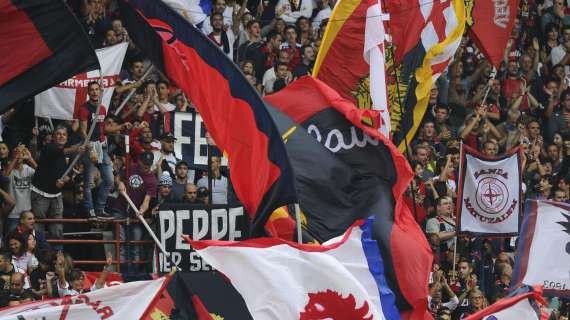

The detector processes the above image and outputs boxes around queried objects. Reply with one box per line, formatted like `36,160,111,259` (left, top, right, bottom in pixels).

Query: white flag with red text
34,43,128,120
457,144,521,236
0,277,168,320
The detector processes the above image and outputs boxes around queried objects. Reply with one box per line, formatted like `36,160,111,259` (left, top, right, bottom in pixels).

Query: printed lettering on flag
512,200,570,296
172,111,228,168
0,277,169,319
157,203,249,272
456,144,521,236
482,298,538,320
34,43,128,120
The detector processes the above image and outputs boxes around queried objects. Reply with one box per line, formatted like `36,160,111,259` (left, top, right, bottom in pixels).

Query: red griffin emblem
300,290,372,320
464,168,517,224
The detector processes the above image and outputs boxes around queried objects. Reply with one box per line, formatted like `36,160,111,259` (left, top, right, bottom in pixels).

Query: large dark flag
0,0,99,112
118,0,297,233
265,77,433,319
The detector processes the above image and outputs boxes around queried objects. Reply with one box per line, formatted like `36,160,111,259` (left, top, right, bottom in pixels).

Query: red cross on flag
34,43,128,120
456,144,522,236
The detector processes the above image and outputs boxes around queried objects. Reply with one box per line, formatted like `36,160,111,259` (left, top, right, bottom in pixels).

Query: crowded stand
0,0,569,319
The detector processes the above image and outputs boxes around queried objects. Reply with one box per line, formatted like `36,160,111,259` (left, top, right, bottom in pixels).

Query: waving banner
0,277,169,319
512,200,570,296
466,0,520,68
457,144,521,236
34,43,128,120
157,203,249,272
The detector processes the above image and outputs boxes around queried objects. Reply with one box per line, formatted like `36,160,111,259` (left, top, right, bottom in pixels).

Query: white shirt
208,29,236,60
197,175,228,204
262,68,277,95
551,45,570,76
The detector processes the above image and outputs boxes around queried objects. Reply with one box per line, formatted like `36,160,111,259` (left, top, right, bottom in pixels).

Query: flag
512,200,570,297
0,277,170,319
364,0,390,137
466,0,520,68
464,285,546,320
265,76,432,319
186,218,399,320
313,0,383,109
34,43,128,120
456,144,522,236
118,0,297,233
313,0,390,136
146,272,250,320
0,0,99,113
162,0,211,26
386,0,465,152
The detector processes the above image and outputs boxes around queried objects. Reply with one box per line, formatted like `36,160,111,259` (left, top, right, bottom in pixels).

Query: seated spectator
15,211,49,251
6,232,32,274
6,273,32,306
29,250,56,299
54,251,111,297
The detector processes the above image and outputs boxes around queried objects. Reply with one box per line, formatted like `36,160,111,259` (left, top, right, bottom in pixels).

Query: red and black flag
0,0,99,112
118,0,297,233
265,77,433,319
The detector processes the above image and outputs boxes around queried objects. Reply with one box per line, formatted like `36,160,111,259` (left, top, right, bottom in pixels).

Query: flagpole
114,65,154,116
294,204,303,244
383,4,418,220
58,115,99,181
121,191,169,258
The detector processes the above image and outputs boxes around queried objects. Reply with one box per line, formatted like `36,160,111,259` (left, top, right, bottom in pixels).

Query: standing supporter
172,161,195,201
4,145,36,232
154,132,179,177
425,197,456,255
78,82,116,220
31,126,84,241
263,50,291,94
114,151,157,271
198,156,228,204
237,20,264,78
292,45,315,78
115,59,146,95
281,25,301,69
208,12,237,60
275,0,312,24
548,89,570,140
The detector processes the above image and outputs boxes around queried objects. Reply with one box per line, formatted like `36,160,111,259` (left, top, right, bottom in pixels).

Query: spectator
425,197,456,253
281,25,301,69
237,20,264,79
183,183,199,204
115,151,157,270
275,0,312,24
157,174,176,204
197,156,228,204
6,232,31,274
197,187,210,204
4,144,36,232
293,45,315,79
54,251,111,297
6,273,32,306
172,161,194,201
155,132,179,177
15,211,49,251
31,126,84,241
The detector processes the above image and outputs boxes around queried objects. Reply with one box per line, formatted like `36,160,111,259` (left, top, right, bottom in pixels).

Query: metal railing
37,218,155,273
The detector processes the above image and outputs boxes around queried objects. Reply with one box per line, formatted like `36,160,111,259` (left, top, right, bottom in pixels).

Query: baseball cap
140,151,154,166
159,174,173,187
160,132,177,141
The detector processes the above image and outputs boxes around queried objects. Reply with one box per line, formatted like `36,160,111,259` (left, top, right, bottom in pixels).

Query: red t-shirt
78,103,106,142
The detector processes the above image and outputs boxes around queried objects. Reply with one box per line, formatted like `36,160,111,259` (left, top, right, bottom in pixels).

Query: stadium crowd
0,0,568,318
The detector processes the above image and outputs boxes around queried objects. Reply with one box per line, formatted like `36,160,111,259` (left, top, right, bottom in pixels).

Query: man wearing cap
114,151,158,271
172,160,195,201
154,132,179,177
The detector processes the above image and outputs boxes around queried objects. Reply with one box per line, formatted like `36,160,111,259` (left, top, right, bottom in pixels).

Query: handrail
37,218,155,272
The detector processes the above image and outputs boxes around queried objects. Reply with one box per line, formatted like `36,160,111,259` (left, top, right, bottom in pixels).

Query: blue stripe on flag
199,0,212,16
361,217,400,319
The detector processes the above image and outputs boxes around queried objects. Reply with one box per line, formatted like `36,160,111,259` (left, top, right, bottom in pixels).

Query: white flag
34,43,128,120
187,219,400,319
363,0,390,137
513,200,570,295
0,277,168,320
162,0,208,25
457,144,521,235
